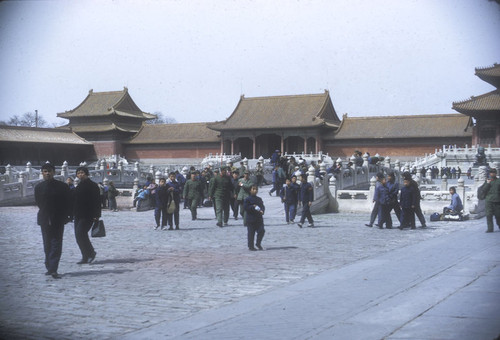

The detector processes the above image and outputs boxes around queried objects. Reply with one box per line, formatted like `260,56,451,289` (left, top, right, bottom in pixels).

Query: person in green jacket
237,170,254,226
209,167,234,227
183,171,203,220
484,168,500,233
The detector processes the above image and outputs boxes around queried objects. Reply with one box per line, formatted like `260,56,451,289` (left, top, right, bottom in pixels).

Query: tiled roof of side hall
126,122,220,144
474,63,500,88
0,125,92,144
326,114,472,140
57,88,156,120
209,91,341,131
452,90,500,112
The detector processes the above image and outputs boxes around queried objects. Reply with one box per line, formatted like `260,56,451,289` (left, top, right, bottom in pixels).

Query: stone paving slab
0,186,495,339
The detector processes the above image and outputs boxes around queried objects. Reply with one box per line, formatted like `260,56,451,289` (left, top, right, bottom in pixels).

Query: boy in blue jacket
280,176,299,224
374,176,392,229
244,185,265,251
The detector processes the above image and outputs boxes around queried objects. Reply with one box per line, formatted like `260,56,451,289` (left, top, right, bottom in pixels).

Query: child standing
244,185,265,251
280,176,299,224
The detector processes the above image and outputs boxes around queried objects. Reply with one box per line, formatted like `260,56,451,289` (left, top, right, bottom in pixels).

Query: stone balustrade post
384,156,391,169
118,160,124,181
426,168,432,183
319,161,326,178
6,164,11,183
307,165,315,184
362,153,369,167
441,174,448,191
149,165,155,177
395,160,400,172
416,166,422,181
457,177,466,211
155,170,162,183
61,161,69,178
133,177,139,193
26,162,33,179
18,171,28,198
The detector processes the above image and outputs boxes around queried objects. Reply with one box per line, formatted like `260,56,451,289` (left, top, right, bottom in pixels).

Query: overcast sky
0,0,499,126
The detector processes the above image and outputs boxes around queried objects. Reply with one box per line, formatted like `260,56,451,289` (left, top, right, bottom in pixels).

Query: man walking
484,168,500,233
34,163,73,279
297,173,314,228
74,167,101,264
209,167,234,227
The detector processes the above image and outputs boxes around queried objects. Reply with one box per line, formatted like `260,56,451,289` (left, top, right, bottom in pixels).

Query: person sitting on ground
443,186,463,215
133,185,149,209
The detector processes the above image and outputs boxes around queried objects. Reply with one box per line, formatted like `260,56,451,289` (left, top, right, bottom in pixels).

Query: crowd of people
34,152,500,279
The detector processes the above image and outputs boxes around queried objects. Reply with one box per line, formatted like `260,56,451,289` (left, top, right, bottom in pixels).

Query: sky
0,0,499,127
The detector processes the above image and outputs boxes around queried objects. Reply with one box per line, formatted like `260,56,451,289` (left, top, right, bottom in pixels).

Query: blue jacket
374,184,390,205
299,182,314,203
280,183,299,204
244,195,265,225
447,193,463,212
399,185,415,209
386,180,399,204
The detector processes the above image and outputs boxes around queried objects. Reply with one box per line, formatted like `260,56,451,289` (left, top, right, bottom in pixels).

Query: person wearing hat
402,172,427,228
34,163,73,279
386,171,402,224
183,171,203,220
209,167,234,227
74,166,101,265
484,168,500,233
237,170,254,225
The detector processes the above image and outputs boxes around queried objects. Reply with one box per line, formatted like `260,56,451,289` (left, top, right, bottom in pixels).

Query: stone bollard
426,168,432,183
307,165,315,185
457,177,466,211
384,156,391,169
368,175,376,204
61,161,69,178
26,162,33,179
155,170,162,183
395,160,401,172
441,174,448,191
133,177,139,193
18,171,28,198
6,164,12,183
149,165,155,178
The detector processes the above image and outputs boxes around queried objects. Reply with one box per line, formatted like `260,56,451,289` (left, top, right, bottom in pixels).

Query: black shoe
168,227,174,230
51,272,62,279
410,226,416,230
386,226,393,229
175,226,179,230
297,223,303,228
45,271,51,275
216,222,222,227
486,230,494,233
88,252,96,264
256,245,263,250
398,226,404,230
249,247,257,251
77,259,88,264
365,223,373,227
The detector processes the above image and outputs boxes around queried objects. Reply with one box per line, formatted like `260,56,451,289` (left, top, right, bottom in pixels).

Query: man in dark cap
209,167,234,227
484,168,500,233
35,163,73,278
74,166,101,264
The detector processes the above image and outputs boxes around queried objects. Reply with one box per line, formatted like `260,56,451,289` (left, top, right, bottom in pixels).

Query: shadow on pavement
62,269,133,277
264,246,299,251
90,258,154,265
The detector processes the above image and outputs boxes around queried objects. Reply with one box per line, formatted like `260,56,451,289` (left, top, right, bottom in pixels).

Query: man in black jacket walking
34,163,72,279
74,167,101,264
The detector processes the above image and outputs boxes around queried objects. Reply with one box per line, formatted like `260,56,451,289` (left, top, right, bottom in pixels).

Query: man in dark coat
297,173,314,228
74,167,101,264
35,163,73,279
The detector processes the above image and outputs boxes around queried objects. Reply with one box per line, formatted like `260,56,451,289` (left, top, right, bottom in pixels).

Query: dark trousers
388,202,402,223
74,218,95,260
369,201,380,225
215,197,230,224
401,207,415,228
166,205,180,228
247,222,265,248
154,205,163,227
299,203,314,224
378,204,392,228
40,223,64,273
230,196,238,218
284,202,297,222
189,198,198,220
414,204,426,227
486,201,500,232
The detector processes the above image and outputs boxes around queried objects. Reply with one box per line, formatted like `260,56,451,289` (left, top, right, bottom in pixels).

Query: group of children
370,171,427,230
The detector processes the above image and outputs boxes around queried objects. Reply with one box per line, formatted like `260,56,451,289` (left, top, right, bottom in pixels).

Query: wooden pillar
252,135,256,159
281,133,284,154
231,139,234,155
304,138,308,154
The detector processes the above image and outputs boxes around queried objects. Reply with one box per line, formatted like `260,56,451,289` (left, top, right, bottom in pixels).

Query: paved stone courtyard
0,188,481,339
